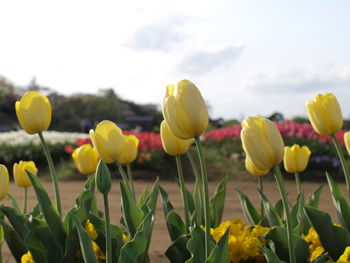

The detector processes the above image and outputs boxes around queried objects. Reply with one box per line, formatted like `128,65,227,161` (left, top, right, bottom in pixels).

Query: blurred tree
292,116,310,124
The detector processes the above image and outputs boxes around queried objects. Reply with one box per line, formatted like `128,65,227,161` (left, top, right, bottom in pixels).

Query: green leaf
184,184,195,215
290,191,304,233
210,176,228,228
307,185,323,208
70,213,99,263
159,185,187,241
235,188,261,225
310,253,328,263
63,176,96,262
118,212,154,263
7,193,20,212
326,173,350,231
304,206,350,260
1,220,27,262
120,180,144,237
165,235,191,263
193,181,203,226
274,199,284,217
26,172,66,250
259,190,283,227
260,247,286,263
88,213,124,263
186,226,215,263
138,187,149,208
265,226,309,263
205,227,229,263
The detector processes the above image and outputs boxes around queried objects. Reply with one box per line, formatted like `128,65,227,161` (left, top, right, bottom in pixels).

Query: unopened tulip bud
284,144,311,173
162,80,208,139
15,91,52,134
306,93,343,136
241,116,284,170
13,161,38,188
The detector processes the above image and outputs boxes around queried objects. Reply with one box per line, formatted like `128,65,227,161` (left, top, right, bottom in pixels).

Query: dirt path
1,178,341,262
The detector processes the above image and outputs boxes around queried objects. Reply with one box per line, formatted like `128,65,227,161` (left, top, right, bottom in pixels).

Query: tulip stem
23,187,27,213
274,165,296,263
126,164,136,197
103,193,112,263
258,176,264,216
195,136,211,258
175,155,191,232
38,132,62,217
332,135,350,199
187,152,204,225
116,161,134,197
294,172,301,194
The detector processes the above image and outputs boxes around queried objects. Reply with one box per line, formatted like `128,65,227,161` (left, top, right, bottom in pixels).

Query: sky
0,0,349,120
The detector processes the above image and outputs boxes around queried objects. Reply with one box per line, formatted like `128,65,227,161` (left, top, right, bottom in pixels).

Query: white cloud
244,65,350,94
176,44,244,75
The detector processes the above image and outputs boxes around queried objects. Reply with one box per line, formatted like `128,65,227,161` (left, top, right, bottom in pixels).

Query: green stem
195,136,211,258
103,193,112,263
38,132,61,217
294,172,301,194
126,163,135,197
116,161,130,185
274,165,296,263
258,176,264,216
175,155,191,232
332,135,350,199
23,187,27,213
187,152,204,225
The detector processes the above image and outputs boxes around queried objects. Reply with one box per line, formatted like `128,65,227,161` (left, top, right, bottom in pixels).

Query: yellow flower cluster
304,227,324,261
210,218,270,263
337,246,350,263
21,251,34,263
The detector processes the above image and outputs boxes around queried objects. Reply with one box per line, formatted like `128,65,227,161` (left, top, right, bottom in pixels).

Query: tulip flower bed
2,80,350,263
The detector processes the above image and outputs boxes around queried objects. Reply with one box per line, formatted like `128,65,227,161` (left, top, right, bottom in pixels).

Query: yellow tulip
15,91,52,134
344,132,350,156
162,80,208,139
160,120,194,156
118,135,139,164
0,165,9,201
89,120,125,164
13,161,38,188
72,144,99,174
306,93,343,136
284,144,311,173
245,156,269,176
241,116,284,170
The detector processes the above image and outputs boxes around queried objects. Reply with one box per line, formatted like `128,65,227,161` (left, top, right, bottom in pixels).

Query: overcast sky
0,0,349,120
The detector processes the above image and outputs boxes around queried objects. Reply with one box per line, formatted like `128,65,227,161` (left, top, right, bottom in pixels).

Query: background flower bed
0,120,348,181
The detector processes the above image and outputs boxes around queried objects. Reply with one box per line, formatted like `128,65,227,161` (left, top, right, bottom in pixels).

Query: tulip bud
241,116,284,171
89,120,125,164
13,161,38,188
160,120,194,156
15,91,52,134
95,160,111,195
284,144,311,173
345,132,350,156
72,144,99,174
162,80,208,139
0,165,9,201
306,93,343,136
245,156,269,176
118,135,139,164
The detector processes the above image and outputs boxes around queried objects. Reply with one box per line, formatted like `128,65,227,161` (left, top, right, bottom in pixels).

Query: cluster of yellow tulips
0,78,350,263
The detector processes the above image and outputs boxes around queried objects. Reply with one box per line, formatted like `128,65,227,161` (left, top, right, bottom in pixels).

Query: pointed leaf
205,228,229,263
120,180,144,237
26,172,66,249
304,206,350,260
1,220,27,262
165,235,191,263
186,226,215,263
70,213,99,263
326,173,350,231
235,188,261,225
260,247,286,263
210,176,228,228
259,191,283,227
307,185,323,208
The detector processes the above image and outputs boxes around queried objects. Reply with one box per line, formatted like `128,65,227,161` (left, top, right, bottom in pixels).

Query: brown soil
1,178,341,263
